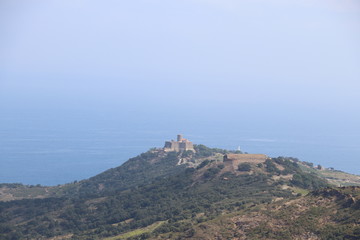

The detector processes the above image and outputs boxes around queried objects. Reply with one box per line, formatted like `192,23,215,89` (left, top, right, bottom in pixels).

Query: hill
0,144,359,239
160,186,360,240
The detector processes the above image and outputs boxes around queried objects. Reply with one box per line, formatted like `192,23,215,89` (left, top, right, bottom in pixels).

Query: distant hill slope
1,145,359,202
0,149,186,201
0,144,228,201
298,162,360,187
0,145,359,239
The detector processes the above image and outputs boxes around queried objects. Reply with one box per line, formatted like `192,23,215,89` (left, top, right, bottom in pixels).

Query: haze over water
1,0,359,185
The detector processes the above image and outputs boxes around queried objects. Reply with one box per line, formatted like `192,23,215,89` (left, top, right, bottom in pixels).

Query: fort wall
224,153,268,170
164,135,195,152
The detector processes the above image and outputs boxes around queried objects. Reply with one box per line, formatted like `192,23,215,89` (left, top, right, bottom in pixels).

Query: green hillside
0,145,359,239
174,187,360,240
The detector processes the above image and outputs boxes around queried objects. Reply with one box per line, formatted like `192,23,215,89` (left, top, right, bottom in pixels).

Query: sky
0,0,360,182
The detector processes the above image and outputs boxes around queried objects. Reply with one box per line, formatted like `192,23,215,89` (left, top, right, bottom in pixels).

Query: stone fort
164,134,195,152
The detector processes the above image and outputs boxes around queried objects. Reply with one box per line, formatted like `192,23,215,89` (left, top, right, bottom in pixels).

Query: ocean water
1,115,359,186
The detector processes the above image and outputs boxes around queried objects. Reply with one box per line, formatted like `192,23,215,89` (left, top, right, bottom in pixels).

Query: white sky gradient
0,0,360,183
0,0,359,150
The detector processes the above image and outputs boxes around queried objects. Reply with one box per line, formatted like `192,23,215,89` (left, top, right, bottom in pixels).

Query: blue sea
1,114,359,186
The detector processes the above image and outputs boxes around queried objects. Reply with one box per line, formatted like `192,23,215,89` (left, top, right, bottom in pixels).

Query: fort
164,134,195,152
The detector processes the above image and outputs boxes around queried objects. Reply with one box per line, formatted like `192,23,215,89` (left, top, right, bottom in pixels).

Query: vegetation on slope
177,187,360,240
0,150,186,201
0,145,357,240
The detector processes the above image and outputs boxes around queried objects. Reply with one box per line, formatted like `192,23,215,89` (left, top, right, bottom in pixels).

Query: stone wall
163,135,195,152
224,154,268,170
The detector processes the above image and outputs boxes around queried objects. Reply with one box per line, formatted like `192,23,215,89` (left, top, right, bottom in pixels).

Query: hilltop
1,144,359,202
0,141,359,239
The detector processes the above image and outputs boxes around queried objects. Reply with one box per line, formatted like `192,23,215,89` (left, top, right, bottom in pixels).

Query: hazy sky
0,1,359,172
1,0,359,107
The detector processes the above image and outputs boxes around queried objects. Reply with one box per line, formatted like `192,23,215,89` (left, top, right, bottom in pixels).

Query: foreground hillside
155,187,360,240
0,145,359,239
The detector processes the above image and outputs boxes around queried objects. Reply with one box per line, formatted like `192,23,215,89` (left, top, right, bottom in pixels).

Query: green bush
196,160,210,169
217,164,225,169
238,163,251,172
204,168,221,178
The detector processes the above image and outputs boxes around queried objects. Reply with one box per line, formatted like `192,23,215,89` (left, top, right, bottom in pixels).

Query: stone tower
164,134,195,152
177,134,183,142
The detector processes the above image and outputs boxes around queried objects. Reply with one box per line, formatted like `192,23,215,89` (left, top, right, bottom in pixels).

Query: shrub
196,160,210,170
238,163,251,172
204,168,221,178
217,164,225,169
